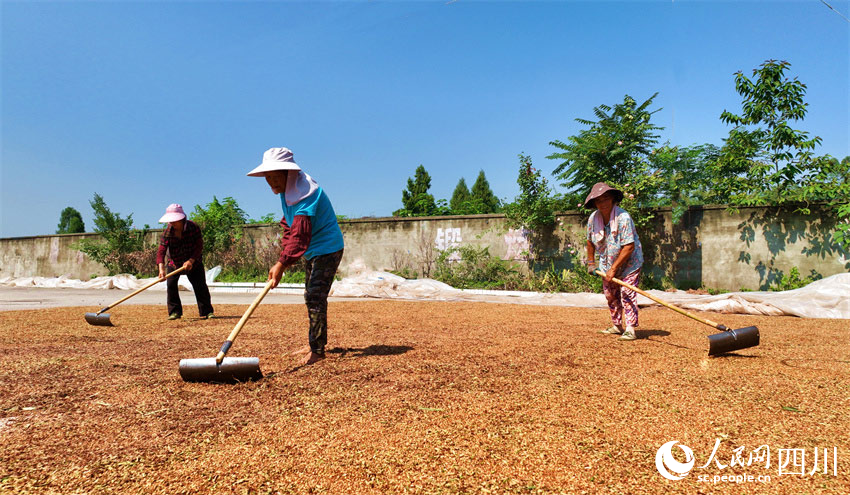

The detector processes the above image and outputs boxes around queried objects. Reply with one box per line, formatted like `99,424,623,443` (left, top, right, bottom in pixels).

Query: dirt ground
0,301,848,494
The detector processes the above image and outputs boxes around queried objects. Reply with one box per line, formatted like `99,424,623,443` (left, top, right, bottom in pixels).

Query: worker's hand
268,261,284,289
586,262,598,276
158,266,166,279
605,267,616,283
183,259,194,272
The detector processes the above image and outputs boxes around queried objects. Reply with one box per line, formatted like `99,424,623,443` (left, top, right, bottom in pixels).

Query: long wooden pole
596,269,728,331
215,279,276,364
97,266,188,314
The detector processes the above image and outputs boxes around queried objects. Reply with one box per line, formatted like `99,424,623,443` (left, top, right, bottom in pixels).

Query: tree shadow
327,345,414,358
738,205,847,289
646,207,704,290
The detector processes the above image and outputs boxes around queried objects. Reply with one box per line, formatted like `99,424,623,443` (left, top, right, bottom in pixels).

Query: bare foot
301,352,325,366
290,345,311,356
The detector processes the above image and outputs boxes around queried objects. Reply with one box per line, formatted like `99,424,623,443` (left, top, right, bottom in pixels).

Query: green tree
649,143,720,221
75,193,148,274
190,196,248,258
826,156,850,250
548,93,663,195
56,207,85,234
548,93,665,228
502,154,556,267
449,178,471,213
470,170,501,213
708,60,827,209
394,165,437,217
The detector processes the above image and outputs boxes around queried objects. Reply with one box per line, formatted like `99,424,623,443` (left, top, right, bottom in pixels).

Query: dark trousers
166,262,214,317
304,249,344,354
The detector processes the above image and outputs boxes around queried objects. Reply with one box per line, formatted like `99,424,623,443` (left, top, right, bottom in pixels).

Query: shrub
433,245,523,290
75,193,149,275
769,266,821,292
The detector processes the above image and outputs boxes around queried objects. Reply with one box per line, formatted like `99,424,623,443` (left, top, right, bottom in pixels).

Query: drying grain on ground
0,301,847,494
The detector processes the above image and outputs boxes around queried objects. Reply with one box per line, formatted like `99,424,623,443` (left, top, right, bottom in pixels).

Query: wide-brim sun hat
159,203,187,223
247,147,302,176
583,182,624,208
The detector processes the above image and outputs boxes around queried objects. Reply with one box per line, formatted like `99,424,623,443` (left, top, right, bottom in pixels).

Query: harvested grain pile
0,302,847,494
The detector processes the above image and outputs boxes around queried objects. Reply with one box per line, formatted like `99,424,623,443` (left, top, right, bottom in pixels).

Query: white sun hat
159,203,186,223
247,147,302,176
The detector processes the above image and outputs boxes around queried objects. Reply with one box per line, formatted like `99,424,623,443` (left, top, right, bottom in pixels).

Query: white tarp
653,273,850,319
0,267,222,292
328,270,850,319
1,268,848,319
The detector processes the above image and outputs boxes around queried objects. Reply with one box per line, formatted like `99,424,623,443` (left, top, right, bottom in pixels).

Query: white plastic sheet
0,268,219,292
329,271,850,319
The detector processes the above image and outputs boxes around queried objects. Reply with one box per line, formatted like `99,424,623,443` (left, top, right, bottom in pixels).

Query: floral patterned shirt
586,208,643,276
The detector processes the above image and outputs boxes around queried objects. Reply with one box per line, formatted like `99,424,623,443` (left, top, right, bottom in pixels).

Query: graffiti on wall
504,228,530,261
49,238,60,264
435,227,462,262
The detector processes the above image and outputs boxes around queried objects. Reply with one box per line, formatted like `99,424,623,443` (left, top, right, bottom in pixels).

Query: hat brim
159,213,186,223
247,160,301,177
583,189,624,208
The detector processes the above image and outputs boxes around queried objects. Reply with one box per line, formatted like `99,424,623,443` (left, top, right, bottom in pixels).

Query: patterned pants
602,269,641,328
304,249,344,355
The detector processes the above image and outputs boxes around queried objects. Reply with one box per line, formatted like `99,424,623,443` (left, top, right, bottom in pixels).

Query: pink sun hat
159,203,186,223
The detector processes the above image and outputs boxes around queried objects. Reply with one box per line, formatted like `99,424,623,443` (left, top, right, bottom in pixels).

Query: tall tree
449,177,471,213
395,165,437,217
548,93,665,228
57,207,85,234
649,143,721,221
74,193,147,274
548,93,663,197
502,154,555,268
709,60,827,208
88,193,142,253
470,170,500,213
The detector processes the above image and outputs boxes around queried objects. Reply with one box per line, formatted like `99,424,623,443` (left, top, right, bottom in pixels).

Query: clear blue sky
2,0,848,238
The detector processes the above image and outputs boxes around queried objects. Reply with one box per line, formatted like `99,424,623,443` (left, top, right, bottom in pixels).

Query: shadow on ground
328,344,414,358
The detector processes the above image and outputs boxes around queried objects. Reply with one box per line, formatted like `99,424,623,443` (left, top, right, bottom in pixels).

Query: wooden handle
99,266,188,313
216,279,276,363
595,269,724,330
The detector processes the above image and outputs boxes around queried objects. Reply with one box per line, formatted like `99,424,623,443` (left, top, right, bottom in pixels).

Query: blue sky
2,0,848,238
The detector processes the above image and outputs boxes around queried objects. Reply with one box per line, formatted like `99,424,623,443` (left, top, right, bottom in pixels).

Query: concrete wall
2,205,847,290
0,231,162,281
0,233,111,280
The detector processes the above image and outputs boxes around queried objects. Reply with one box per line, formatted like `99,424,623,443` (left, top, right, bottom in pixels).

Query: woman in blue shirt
248,147,345,365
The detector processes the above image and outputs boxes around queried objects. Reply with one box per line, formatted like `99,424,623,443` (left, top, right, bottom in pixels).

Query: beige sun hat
246,147,302,177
